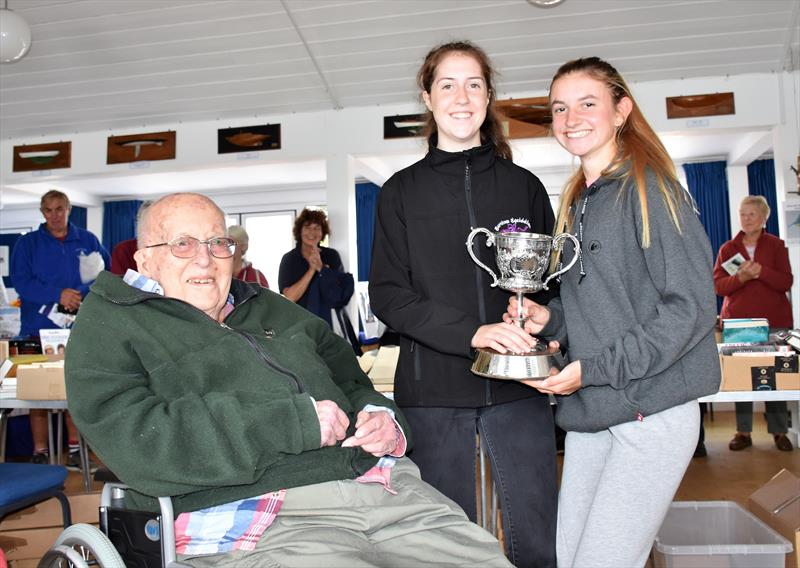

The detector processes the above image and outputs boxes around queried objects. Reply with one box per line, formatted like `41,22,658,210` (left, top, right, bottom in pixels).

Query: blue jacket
278,245,353,327
10,222,109,338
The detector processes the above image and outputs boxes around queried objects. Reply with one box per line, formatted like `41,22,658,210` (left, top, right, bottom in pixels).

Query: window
226,211,294,291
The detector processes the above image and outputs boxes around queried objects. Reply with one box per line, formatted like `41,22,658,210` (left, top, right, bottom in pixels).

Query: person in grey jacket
507,57,720,567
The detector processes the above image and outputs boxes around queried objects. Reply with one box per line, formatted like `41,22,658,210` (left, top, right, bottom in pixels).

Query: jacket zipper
220,322,305,394
463,156,492,406
112,291,305,394
410,340,422,382
215,293,306,394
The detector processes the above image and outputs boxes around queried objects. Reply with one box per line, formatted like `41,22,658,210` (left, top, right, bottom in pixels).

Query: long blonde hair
550,57,689,248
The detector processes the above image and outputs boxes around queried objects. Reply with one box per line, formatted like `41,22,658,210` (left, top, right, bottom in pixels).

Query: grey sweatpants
556,400,699,568
180,457,512,568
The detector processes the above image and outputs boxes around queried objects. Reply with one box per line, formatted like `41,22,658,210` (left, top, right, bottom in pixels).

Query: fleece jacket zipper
463,155,492,406
112,290,306,394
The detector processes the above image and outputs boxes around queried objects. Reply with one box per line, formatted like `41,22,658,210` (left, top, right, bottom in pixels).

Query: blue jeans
401,396,557,568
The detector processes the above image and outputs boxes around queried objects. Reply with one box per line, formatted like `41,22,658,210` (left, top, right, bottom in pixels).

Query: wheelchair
38,480,189,568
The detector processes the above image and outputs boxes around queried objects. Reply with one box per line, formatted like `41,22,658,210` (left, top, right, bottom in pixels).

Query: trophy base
471,345,561,381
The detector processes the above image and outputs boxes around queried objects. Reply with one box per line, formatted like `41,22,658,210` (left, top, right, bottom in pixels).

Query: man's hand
341,410,398,457
521,360,582,395
503,296,551,335
60,288,82,312
314,400,350,448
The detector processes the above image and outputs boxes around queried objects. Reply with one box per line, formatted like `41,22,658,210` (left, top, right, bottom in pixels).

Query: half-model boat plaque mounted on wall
218,124,281,154
383,113,427,139
107,131,176,164
496,96,552,139
666,92,735,119
13,141,71,172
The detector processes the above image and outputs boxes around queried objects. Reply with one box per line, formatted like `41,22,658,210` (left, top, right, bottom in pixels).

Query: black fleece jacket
369,143,556,407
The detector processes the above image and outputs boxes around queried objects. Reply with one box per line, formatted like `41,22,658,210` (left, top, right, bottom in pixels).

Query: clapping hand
306,249,324,272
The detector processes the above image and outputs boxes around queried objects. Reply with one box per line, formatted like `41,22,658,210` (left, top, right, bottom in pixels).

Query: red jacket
713,230,793,328
237,263,269,289
110,238,138,276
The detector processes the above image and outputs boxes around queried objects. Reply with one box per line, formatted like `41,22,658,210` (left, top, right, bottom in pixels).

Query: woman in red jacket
713,195,794,451
228,225,269,289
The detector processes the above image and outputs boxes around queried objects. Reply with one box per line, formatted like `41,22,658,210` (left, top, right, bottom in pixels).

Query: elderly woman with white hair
228,225,269,289
713,195,794,452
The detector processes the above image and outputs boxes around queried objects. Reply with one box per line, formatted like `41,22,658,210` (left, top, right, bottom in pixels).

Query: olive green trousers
181,457,512,568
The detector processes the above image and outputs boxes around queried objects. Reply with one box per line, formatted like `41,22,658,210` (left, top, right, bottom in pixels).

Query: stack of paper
368,346,399,386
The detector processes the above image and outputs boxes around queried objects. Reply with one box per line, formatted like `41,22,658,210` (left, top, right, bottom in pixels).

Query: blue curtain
683,161,732,255
68,206,87,229
683,161,732,313
747,158,779,236
355,182,381,281
102,200,142,253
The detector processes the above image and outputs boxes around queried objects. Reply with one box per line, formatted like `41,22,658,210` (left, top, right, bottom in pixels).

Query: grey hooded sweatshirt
542,169,720,432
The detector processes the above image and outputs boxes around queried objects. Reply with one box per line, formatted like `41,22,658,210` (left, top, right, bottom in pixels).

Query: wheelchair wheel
38,545,91,568
38,523,125,568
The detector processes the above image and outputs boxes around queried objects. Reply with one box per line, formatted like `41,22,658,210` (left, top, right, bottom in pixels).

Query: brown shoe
728,433,752,451
774,434,794,452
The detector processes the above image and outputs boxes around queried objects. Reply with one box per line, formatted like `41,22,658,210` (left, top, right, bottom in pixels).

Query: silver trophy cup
466,229,580,380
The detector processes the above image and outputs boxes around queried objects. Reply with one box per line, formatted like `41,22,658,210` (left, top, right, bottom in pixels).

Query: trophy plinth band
471,345,562,381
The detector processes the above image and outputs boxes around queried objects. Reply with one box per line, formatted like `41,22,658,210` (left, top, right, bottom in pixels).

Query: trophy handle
542,232,581,290
466,227,500,287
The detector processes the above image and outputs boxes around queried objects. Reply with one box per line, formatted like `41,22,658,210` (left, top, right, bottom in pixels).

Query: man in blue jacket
10,189,109,466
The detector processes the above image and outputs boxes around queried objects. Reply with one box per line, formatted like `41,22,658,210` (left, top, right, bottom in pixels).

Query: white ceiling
0,0,798,207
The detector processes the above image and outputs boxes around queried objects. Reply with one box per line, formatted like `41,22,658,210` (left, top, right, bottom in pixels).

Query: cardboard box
15,362,65,400
0,526,65,562
0,492,100,532
749,469,800,568
720,354,800,391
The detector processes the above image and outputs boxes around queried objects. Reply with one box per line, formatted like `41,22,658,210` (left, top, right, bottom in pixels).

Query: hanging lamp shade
0,7,32,63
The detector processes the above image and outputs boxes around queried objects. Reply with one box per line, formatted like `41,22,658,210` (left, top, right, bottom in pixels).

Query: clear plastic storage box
653,501,792,568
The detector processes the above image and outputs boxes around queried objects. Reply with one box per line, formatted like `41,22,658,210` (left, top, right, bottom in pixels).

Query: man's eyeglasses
146,236,237,259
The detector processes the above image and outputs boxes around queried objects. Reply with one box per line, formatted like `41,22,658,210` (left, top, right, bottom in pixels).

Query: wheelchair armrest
100,482,128,509
158,496,178,566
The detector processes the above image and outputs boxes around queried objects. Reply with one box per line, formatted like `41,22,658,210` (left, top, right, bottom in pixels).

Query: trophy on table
465,227,580,380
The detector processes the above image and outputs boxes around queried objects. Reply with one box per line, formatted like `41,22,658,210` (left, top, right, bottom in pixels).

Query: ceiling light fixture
0,0,32,63
526,0,566,7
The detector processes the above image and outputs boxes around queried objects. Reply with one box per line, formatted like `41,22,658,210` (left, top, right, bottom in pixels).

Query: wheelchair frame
38,483,188,568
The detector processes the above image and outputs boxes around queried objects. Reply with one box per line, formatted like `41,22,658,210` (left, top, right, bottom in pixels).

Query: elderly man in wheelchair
43,193,511,567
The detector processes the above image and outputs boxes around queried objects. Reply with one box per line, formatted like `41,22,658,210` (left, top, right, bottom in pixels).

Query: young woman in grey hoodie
506,58,720,567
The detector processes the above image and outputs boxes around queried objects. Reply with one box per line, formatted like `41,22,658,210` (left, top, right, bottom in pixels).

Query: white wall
774,69,800,326
1,71,798,300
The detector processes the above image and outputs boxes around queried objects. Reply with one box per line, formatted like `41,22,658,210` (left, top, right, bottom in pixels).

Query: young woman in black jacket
369,41,557,568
